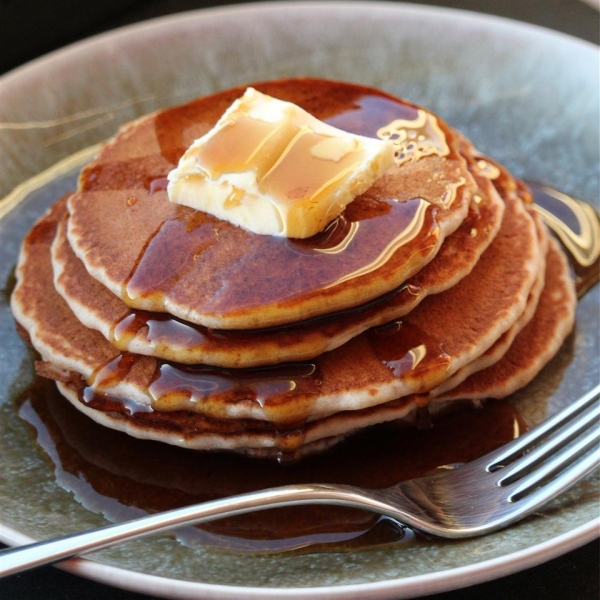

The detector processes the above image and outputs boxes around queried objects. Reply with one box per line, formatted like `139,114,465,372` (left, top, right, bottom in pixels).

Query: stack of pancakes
11,79,577,460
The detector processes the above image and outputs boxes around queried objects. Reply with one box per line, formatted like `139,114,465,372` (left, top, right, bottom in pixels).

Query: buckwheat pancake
66,79,477,330
52,155,504,367
436,236,576,403
49,225,573,460
12,176,539,427
431,209,548,397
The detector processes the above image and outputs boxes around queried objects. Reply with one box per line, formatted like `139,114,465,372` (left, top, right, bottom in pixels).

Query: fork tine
505,427,599,506
486,383,600,471
495,397,599,486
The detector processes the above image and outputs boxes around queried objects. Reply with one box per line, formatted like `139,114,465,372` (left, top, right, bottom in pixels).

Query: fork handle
0,483,380,578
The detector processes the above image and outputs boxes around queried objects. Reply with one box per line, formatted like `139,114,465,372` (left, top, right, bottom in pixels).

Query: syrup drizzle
527,181,600,296
148,361,321,417
122,191,438,315
474,153,599,297
108,281,421,365
377,108,450,167
118,81,466,326
85,317,450,433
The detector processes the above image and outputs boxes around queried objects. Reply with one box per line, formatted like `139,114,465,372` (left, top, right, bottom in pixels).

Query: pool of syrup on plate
17,375,526,554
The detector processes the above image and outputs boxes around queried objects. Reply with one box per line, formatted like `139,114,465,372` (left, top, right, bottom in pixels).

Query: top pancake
66,79,476,329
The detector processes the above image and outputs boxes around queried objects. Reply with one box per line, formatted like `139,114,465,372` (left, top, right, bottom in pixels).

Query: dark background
1,1,598,599
0,0,598,76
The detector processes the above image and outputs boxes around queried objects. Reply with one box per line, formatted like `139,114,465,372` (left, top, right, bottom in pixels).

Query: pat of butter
167,88,395,238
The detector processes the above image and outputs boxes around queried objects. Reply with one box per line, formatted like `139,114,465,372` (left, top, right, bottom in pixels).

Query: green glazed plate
0,3,598,598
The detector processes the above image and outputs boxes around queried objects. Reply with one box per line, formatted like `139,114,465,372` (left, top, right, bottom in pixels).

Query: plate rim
0,2,598,598
1,519,598,599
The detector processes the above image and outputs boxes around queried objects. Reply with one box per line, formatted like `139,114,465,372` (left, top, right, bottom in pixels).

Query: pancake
10,78,581,460
430,209,548,397
66,79,477,330
12,178,540,426
52,152,505,367
10,200,118,379
436,236,576,402
54,379,434,459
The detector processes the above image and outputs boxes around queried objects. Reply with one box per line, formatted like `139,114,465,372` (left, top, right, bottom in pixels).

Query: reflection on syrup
474,152,599,298
148,361,320,414
122,192,438,318
377,108,450,167
527,182,600,296
367,320,451,384
18,376,526,555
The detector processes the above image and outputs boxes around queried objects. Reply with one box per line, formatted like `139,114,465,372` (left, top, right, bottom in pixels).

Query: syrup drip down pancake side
13,178,541,428
51,147,504,367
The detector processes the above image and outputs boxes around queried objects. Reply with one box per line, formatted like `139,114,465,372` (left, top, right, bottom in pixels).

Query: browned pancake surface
437,236,576,401
67,79,475,329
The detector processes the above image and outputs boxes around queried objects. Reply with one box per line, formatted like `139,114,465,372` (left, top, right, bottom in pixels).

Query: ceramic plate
0,3,598,598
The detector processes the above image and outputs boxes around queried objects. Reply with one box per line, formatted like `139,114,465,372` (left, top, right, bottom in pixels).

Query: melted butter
224,187,245,209
196,113,289,179
169,89,395,239
259,126,372,205
191,103,378,207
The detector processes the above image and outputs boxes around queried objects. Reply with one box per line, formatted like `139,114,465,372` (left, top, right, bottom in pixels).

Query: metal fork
1,384,598,578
